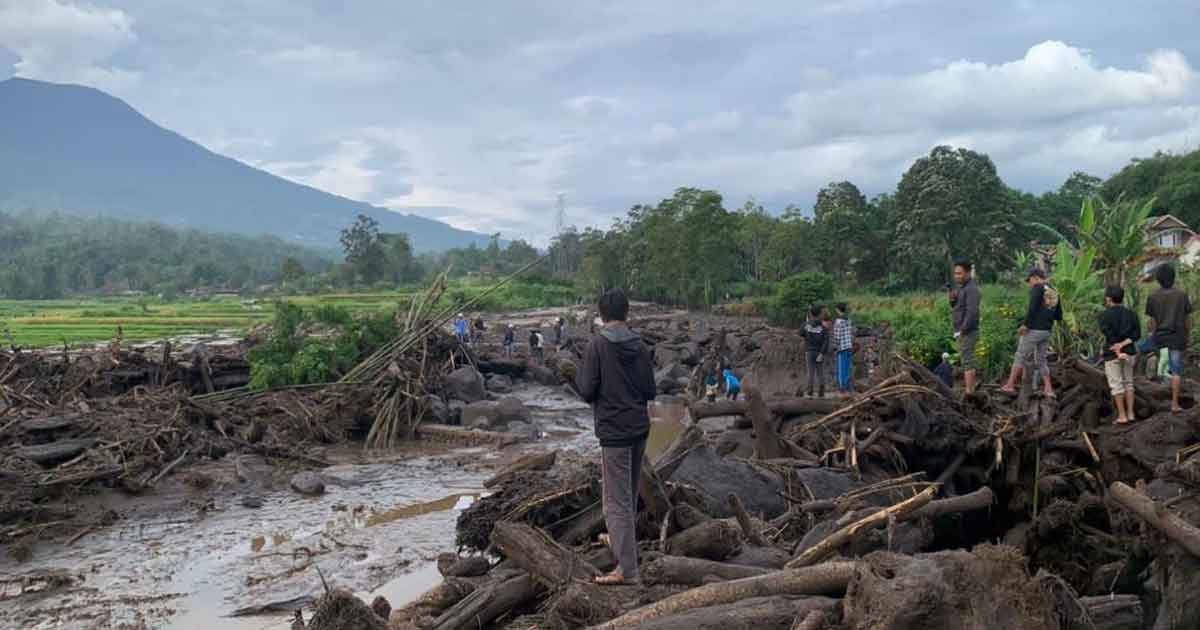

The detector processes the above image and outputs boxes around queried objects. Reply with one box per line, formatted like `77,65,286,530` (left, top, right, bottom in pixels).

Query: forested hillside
0,213,331,299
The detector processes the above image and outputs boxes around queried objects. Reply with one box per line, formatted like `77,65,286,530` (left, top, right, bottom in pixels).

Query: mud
0,382,594,630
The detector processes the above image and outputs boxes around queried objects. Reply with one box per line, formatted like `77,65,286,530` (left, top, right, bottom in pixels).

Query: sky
2,0,1199,244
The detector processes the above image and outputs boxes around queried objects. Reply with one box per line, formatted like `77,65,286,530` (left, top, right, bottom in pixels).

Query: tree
1102,149,1200,227
339,214,386,283
1077,195,1155,290
734,200,774,282
380,233,422,284
281,257,305,283
813,181,870,281
893,145,1015,287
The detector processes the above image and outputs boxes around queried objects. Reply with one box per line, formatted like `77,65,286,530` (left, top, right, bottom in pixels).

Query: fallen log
483,450,557,488
634,595,839,630
666,519,743,561
908,487,994,520
1108,481,1200,559
17,439,95,466
492,521,599,585
746,388,815,462
690,398,839,421
643,555,770,586
792,609,827,630
1080,595,1142,630
428,574,539,630
587,562,857,630
786,486,937,568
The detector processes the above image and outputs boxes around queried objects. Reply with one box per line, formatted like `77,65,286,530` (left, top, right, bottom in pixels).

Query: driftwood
792,609,827,630
1108,481,1200,558
746,388,815,462
634,596,839,630
690,398,840,421
643,555,770,586
729,494,768,547
1080,595,1143,630
428,574,539,630
416,424,523,448
786,486,937,568
484,451,557,488
492,521,599,585
666,519,743,561
587,562,857,630
17,439,95,465
908,487,994,520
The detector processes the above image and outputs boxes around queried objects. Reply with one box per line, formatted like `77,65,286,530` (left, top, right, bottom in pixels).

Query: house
1142,215,1197,276
1029,242,1057,274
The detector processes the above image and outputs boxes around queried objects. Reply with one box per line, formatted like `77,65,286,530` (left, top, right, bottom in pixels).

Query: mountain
0,78,492,252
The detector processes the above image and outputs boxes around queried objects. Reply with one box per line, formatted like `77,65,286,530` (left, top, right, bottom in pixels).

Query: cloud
258,140,385,202
0,0,140,92
563,95,622,117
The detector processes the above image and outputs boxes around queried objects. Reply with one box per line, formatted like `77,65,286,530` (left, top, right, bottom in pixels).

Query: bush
768,272,835,327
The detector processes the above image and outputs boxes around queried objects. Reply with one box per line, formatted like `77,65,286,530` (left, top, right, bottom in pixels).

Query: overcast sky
2,0,1199,244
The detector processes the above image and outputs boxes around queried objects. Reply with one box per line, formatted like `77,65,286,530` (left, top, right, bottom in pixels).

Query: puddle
646,399,689,460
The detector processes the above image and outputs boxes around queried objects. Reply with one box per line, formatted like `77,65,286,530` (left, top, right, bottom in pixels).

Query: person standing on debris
1099,286,1140,424
575,289,656,586
934,352,954,388
833,303,855,394
529,329,545,361
1000,268,1062,398
1137,264,1192,414
803,306,829,397
704,372,720,402
723,368,741,400
554,317,567,349
454,314,469,344
950,260,982,394
503,324,516,357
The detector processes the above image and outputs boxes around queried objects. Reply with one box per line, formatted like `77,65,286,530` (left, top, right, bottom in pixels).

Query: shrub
769,272,835,327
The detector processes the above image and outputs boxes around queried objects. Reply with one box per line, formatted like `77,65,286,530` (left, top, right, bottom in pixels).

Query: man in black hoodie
575,289,656,585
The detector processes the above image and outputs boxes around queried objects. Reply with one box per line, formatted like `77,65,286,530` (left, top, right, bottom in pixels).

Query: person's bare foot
998,387,1017,396
1115,416,1131,424
594,570,634,586
1172,406,1184,415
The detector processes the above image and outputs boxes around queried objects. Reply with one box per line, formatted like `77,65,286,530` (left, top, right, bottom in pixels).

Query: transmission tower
555,193,567,237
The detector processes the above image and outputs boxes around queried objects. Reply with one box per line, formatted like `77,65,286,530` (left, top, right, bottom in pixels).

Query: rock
370,595,391,621
447,400,467,425
655,364,690,395
505,421,538,439
529,365,560,387
444,367,486,403
235,454,274,487
496,397,532,424
655,346,681,369
308,589,386,630
437,553,491,577
241,496,265,509
462,401,501,429
423,395,450,424
290,471,326,496
485,374,513,394
682,342,701,366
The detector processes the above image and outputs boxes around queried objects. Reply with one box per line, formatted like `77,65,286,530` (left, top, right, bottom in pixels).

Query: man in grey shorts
575,289,656,585
950,260,981,394
1000,268,1062,397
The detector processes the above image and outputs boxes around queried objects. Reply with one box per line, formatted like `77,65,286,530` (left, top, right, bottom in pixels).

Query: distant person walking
503,324,516,357
575,289,656,586
950,260,981,394
1099,286,1140,424
934,352,954,388
530,330,545,361
453,314,469,344
1137,264,1192,414
1000,268,1062,398
723,368,741,401
803,306,829,398
833,303,855,393
554,317,567,349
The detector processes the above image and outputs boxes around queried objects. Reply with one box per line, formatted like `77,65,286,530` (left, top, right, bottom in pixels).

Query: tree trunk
484,451,557,488
787,487,937,568
690,398,840,421
746,388,815,462
1080,595,1142,630
586,563,857,630
643,555,770,586
428,574,539,630
1108,482,1200,558
666,519,743,561
492,521,599,586
633,596,839,630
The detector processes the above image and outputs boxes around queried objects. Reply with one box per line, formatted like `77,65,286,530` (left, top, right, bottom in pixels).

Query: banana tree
1077,195,1156,289
1050,241,1104,358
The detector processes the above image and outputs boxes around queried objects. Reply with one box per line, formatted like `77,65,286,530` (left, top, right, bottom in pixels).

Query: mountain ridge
0,77,492,252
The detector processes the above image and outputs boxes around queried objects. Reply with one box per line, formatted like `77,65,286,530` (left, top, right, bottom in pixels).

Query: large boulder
496,397,532,424
444,367,486,403
290,471,326,496
681,342,701,366
529,365,560,387
462,401,501,429
485,374,513,394
423,395,450,424
655,346,681,369
655,364,690,395
447,400,467,425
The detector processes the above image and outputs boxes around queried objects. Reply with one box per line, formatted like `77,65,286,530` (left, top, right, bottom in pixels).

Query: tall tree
734,199,774,282
894,145,1014,286
339,214,386,283
813,181,869,280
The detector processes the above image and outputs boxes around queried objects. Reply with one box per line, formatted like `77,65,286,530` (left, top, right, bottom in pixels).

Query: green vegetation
768,272,835,327
247,302,398,389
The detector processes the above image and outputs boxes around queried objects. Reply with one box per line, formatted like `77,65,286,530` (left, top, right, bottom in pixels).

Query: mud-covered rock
444,367,486,403
462,401,501,429
485,374,513,394
290,471,326,496
496,397,532,424
529,365,560,387
308,589,386,630
447,400,467,425
423,395,450,424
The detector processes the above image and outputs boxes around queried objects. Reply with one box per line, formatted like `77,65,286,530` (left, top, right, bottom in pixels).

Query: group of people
466,316,568,363
801,302,857,397
949,259,1192,422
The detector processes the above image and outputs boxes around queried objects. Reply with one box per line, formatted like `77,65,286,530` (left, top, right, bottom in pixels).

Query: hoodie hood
599,324,644,364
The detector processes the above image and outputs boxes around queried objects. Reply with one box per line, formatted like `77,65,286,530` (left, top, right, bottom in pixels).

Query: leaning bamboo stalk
786,486,937,568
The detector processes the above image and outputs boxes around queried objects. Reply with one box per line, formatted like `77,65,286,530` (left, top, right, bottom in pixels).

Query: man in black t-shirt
1136,264,1192,414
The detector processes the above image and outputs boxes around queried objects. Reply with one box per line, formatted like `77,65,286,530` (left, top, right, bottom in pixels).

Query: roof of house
1146,214,1194,233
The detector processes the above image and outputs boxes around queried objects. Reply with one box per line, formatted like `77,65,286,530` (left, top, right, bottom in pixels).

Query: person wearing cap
1000,268,1062,397
934,352,954,387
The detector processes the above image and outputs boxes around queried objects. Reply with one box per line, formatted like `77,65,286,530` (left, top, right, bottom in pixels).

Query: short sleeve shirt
1146,287,1193,350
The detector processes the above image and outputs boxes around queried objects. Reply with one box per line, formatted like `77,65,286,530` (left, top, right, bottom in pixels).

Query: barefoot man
575,289,656,585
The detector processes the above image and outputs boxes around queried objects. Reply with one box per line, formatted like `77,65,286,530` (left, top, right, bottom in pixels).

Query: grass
0,278,583,348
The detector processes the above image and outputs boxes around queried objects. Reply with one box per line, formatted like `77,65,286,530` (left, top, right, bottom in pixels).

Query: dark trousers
601,437,646,579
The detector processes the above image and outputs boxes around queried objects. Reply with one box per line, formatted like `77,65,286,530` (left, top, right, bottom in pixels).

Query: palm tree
1077,195,1156,289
